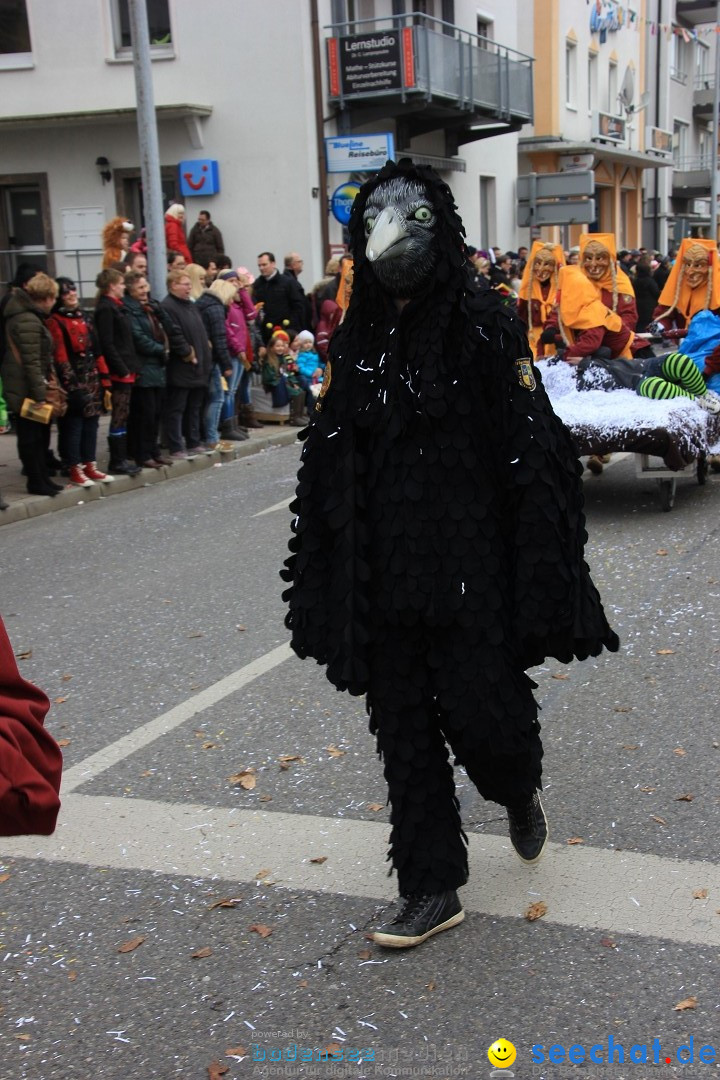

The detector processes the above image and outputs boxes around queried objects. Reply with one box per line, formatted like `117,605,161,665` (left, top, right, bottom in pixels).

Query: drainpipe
711,0,720,243
311,0,330,263
653,0,661,251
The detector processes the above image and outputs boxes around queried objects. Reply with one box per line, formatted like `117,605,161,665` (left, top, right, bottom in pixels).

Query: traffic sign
517,198,596,227
516,171,594,200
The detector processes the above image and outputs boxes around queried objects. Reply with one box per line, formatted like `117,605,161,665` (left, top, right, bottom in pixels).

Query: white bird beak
366,206,407,262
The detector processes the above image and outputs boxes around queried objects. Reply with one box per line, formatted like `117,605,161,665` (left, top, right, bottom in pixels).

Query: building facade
0,0,716,294
0,0,530,293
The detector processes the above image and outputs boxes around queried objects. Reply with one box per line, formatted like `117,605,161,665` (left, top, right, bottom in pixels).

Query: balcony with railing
692,71,715,116
325,12,533,149
672,153,714,196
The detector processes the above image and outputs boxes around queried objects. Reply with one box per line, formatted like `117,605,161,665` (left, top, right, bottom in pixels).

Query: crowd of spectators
0,205,351,509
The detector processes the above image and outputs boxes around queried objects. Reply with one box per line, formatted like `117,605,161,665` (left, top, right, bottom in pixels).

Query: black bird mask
348,159,467,303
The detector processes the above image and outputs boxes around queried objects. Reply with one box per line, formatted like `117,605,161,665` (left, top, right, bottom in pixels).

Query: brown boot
238,403,263,429
288,394,308,426
586,454,611,475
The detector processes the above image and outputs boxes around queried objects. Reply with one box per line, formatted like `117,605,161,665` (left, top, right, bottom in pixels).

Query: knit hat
295,330,315,345
218,268,240,281
269,325,290,344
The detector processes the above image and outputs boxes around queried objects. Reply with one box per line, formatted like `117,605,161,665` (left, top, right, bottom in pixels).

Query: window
673,119,689,167
111,0,172,54
0,0,32,69
566,39,577,108
477,16,493,50
696,40,710,89
588,51,597,113
608,60,618,113
479,176,496,250
670,32,688,85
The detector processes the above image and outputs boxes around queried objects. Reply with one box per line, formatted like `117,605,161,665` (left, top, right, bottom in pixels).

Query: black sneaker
372,890,464,949
508,792,548,864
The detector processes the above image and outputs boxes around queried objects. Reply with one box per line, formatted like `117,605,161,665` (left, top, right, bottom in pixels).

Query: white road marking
253,497,293,517
61,642,294,793
3,794,719,946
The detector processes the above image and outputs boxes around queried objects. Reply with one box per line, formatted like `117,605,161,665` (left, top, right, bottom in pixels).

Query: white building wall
1,0,529,281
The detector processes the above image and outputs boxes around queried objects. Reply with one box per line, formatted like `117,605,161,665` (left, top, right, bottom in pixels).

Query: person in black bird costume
281,160,619,949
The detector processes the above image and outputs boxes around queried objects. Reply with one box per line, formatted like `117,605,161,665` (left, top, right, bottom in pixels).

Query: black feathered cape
281,161,618,711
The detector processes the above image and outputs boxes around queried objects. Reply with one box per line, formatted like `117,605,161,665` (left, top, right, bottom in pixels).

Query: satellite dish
619,65,635,110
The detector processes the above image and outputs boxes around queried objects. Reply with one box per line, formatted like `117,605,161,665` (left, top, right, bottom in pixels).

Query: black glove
646,321,665,336
539,327,557,345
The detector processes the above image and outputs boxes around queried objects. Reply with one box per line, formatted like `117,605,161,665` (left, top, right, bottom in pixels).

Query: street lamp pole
127,0,166,298
711,0,720,243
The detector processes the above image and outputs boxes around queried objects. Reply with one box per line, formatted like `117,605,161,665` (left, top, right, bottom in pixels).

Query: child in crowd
292,329,325,415
261,326,306,426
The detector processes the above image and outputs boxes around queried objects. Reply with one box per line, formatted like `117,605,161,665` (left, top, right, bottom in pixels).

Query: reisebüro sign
324,133,395,174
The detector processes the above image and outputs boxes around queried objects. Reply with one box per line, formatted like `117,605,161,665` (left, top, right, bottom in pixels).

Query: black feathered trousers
367,623,543,896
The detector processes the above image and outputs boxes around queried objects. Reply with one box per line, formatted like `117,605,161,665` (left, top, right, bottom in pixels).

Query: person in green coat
2,273,64,497
123,270,172,469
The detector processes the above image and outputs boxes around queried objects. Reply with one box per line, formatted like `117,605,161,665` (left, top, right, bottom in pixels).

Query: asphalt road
0,445,719,1080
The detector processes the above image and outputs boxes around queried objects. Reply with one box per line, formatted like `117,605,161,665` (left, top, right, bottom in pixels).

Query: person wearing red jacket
164,204,192,264
0,615,62,837
46,277,111,488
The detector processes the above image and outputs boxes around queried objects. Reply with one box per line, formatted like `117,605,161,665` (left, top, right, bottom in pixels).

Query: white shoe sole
372,908,465,949
510,804,549,865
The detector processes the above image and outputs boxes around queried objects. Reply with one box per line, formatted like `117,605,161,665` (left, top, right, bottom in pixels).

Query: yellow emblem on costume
515,358,536,391
315,360,332,412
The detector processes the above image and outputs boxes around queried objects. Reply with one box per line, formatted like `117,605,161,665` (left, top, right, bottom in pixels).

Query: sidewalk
0,414,300,526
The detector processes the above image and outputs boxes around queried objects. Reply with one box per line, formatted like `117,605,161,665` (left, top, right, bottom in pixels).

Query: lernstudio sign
327,28,415,98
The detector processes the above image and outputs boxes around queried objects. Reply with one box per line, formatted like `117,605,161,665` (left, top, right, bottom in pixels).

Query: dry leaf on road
693,889,708,900
673,996,698,1012
551,673,569,680
227,767,256,789
14,649,32,660
367,802,384,812
656,649,675,655
651,815,667,825
208,897,241,910
357,949,372,960
53,696,68,704
325,745,346,757
225,1046,247,1058
673,747,687,756
676,793,694,801
192,947,213,958
117,935,145,953
525,901,547,922
566,837,584,845
310,856,328,864
249,923,273,938
255,869,271,879
600,937,617,948
56,738,71,747
207,1063,228,1080
0,873,11,883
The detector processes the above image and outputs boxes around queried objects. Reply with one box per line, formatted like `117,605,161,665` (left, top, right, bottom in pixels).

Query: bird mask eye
413,206,433,223
364,215,376,235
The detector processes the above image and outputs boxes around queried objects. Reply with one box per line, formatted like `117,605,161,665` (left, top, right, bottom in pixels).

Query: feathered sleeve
479,300,619,668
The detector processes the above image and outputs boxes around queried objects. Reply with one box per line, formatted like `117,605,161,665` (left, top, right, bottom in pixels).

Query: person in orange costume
648,238,720,342
541,233,639,475
541,233,638,362
516,241,565,357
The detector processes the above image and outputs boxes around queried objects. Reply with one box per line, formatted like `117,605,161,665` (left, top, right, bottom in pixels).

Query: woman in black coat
93,268,141,475
633,256,661,332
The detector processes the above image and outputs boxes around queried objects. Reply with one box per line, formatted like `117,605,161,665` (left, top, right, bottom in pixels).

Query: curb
0,427,301,528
